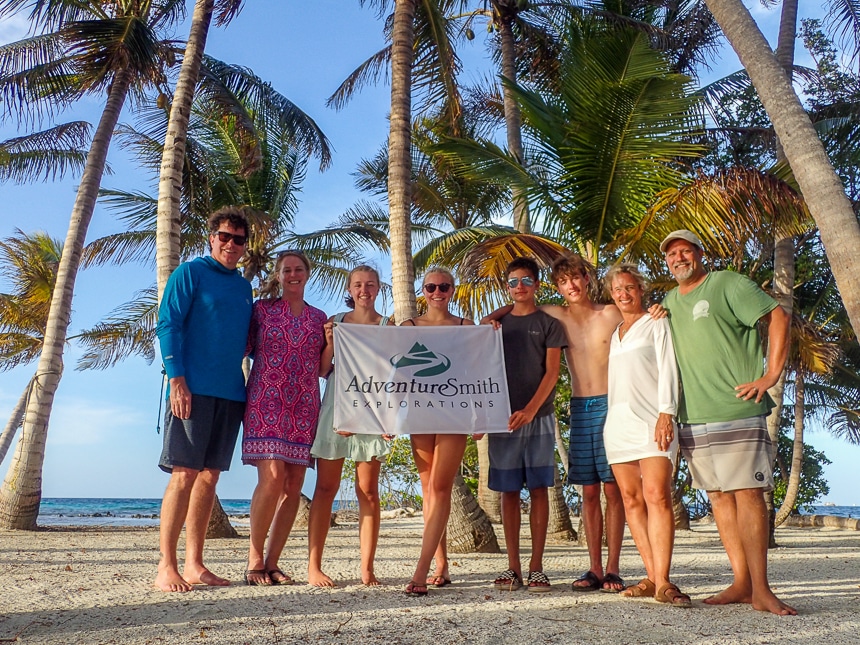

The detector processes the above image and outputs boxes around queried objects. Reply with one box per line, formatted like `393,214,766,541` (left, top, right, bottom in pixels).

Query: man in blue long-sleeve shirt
154,207,252,592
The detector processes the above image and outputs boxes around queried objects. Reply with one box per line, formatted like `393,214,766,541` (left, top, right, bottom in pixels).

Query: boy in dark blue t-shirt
485,257,567,592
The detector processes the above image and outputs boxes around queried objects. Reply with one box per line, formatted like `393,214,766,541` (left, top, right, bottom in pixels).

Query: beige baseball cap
659,229,703,253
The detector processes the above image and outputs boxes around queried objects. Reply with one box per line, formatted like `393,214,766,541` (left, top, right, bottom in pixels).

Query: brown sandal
621,578,656,598
655,582,692,608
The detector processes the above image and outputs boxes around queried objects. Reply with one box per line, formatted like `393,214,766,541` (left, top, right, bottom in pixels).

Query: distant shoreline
32,498,860,528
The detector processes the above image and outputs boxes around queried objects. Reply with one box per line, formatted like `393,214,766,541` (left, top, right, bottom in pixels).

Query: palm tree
442,17,704,269
0,231,64,467
702,0,860,338
0,0,184,530
79,57,373,370
155,0,244,300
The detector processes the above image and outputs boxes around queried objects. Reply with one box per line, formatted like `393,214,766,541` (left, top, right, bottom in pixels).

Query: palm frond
326,45,392,111
74,286,158,370
0,120,90,182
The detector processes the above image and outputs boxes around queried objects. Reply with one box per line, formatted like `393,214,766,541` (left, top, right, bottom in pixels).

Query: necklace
618,313,646,340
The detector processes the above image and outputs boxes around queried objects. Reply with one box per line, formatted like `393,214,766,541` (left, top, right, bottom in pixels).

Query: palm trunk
205,495,239,539
155,0,236,539
775,374,804,526
446,473,500,553
765,0,798,549
388,0,417,323
476,435,501,522
0,71,132,530
0,377,34,467
495,5,530,233
547,465,575,542
703,0,860,338
156,0,215,300
671,454,690,530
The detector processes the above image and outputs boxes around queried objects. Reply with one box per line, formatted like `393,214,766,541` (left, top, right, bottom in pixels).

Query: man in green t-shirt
660,230,795,616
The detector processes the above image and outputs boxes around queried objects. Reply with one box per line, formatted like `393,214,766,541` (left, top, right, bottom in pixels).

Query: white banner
332,323,511,435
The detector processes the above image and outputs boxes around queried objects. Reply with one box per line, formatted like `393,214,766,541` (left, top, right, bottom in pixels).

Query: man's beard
672,264,695,282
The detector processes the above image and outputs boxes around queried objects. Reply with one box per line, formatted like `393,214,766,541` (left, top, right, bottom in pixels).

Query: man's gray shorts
159,394,245,473
678,414,774,492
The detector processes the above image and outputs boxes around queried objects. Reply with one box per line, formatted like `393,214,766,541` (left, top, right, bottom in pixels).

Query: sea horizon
32,497,860,527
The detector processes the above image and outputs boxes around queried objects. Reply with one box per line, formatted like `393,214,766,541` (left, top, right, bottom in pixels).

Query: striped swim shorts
679,415,774,492
567,396,614,485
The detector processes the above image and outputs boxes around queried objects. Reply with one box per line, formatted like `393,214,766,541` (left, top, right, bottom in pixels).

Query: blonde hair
259,251,311,299
422,266,455,286
345,265,381,308
603,263,647,298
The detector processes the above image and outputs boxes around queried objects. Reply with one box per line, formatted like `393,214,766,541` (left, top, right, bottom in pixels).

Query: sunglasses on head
213,230,247,246
507,276,536,288
423,282,452,293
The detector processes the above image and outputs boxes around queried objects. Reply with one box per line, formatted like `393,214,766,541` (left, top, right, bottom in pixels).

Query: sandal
655,582,692,608
571,570,602,592
527,570,551,593
404,580,428,597
620,578,656,598
267,568,293,586
243,569,271,586
601,572,625,593
427,575,451,588
493,569,522,591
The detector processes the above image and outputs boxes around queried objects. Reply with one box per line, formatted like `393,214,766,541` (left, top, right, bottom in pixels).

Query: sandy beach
1,516,858,644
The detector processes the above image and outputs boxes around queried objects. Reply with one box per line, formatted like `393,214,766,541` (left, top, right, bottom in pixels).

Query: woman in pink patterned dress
242,251,333,586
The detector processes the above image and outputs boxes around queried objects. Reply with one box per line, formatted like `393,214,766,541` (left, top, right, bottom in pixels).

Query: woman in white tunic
603,264,691,607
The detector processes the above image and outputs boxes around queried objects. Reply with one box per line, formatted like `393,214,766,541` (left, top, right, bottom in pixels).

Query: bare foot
308,569,336,588
363,572,381,586
703,583,752,605
752,590,797,616
184,566,230,586
155,565,193,593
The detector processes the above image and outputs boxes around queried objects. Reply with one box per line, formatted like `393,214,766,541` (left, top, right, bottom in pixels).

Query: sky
1,0,858,505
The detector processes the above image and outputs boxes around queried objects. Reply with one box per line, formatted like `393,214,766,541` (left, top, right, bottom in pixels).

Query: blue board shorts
567,395,614,485
488,413,557,492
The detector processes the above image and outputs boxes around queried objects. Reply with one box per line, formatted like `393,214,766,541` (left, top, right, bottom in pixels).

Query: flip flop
571,570,602,592
621,578,656,598
427,575,452,588
404,580,428,597
243,569,271,586
601,572,625,593
655,582,692,608
267,568,293,585
493,569,522,591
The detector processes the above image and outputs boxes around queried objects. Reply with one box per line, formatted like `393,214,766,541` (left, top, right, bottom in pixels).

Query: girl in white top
603,264,691,608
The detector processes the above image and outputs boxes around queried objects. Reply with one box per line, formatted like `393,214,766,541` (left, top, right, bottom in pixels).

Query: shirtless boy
482,253,626,592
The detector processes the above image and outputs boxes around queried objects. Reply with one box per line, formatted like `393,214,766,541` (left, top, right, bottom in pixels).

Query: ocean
33,498,860,527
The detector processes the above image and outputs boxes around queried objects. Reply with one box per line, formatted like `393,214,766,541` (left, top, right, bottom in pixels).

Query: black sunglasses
423,282,452,293
213,230,247,246
507,276,536,288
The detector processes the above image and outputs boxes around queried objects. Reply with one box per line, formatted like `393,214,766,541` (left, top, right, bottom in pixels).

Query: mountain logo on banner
389,342,452,377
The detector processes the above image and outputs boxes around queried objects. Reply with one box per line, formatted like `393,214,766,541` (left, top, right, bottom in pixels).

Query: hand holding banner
331,323,511,435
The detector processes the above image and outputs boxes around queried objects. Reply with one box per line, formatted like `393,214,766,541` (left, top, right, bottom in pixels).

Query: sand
1,516,858,644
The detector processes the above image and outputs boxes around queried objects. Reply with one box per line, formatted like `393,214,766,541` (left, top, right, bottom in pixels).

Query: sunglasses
423,282,452,293
213,231,247,246
507,276,536,288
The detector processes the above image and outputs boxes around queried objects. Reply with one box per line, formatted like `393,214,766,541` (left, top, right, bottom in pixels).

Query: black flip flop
601,572,625,593
571,570,602,592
